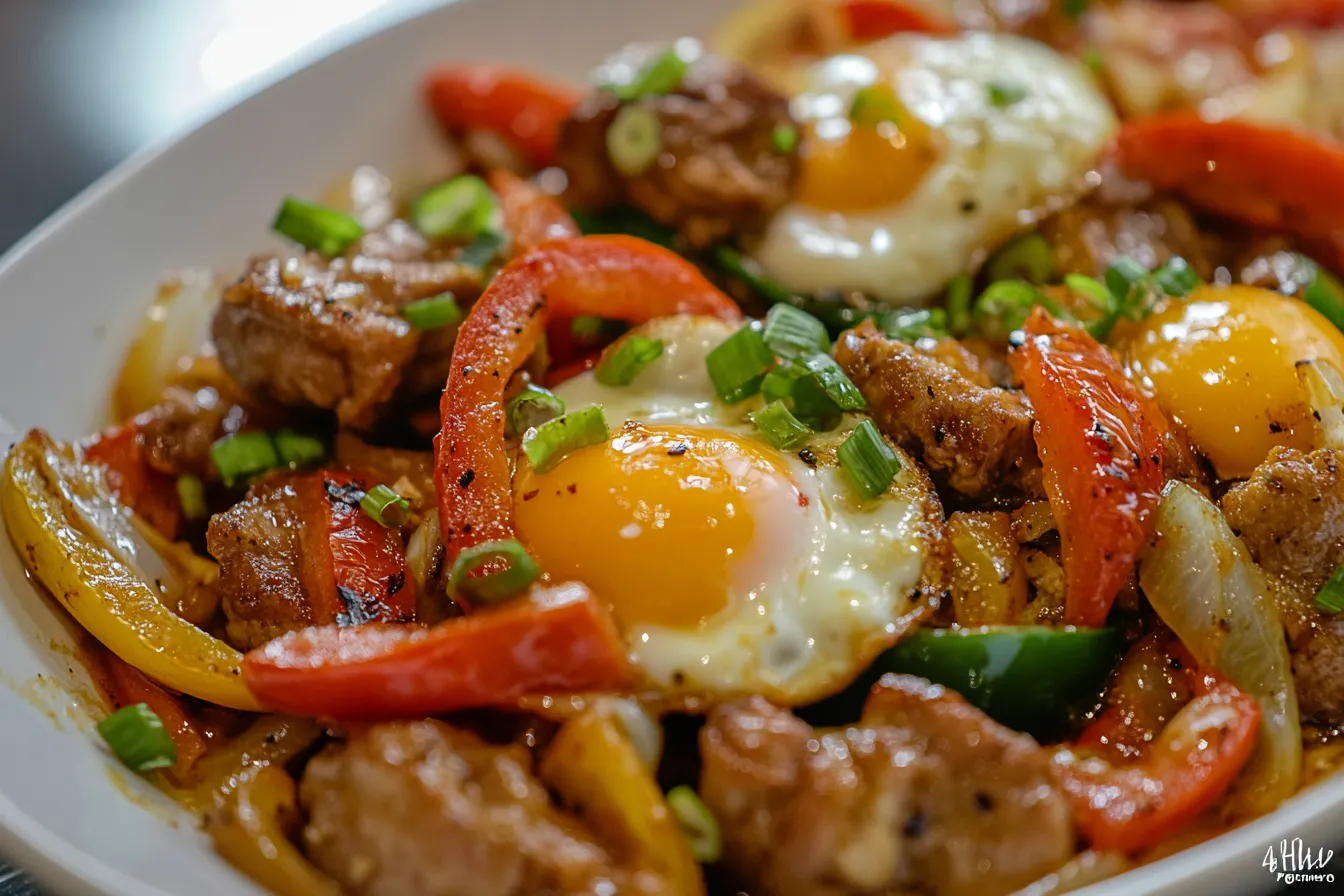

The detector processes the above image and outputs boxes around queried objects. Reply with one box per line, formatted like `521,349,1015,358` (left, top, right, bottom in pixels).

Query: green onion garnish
763,304,829,358
761,363,843,429
458,230,506,268
1064,273,1120,340
771,123,800,154
412,175,499,239
272,429,326,469
1063,0,1090,20
882,308,949,342
838,419,901,499
706,325,776,404
507,384,566,437
1152,257,1201,298
973,280,1059,339
666,786,722,863
271,197,364,256
522,405,610,473
1083,48,1104,73
360,484,410,528
176,475,207,521
986,80,1027,107
985,232,1057,284
946,274,973,337
1301,258,1344,334
402,293,462,331
750,401,813,450
210,432,281,488
596,336,664,386
447,539,541,605
611,48,689,100
1315,565,1344,614
715,245,795,305
607,106,664,176
97,703,176,773
849,84,902,128
1103,256,1150,306
802,353,866,411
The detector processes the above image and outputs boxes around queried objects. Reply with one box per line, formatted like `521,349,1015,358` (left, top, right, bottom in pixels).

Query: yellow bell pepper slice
540,707,705,896
2,429,260,710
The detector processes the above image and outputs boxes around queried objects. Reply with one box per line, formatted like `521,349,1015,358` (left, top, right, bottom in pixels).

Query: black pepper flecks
798,448,818,466
457,469,476,489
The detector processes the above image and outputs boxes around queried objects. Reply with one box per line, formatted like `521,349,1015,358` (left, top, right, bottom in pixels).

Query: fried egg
752,32,1116,305
1121,285,1344,479
512,316,942,704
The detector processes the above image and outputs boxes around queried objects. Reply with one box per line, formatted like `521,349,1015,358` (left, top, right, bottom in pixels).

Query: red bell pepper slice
100,648,206,779
489,169,580,256
1010,310,1164,627
837,0,955,40
434,234,741,573
1230,0,1344,31
424,65,579,169
84,421,181,540
1112,115,1344,245
1056,660,1261,854
242,582,630,718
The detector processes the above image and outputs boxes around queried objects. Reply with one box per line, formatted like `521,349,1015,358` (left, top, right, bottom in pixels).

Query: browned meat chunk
556,46,799,247
1223,447,1344,721
1039,196,1211,280
300,720,628,896
212,221,478,430
134,386,244,479
835,321,1038,495
206,476,315,650
700,676,1075,896
334,432,435,514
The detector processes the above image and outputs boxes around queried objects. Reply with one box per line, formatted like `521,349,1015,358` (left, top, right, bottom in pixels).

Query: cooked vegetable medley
10,0,1344,893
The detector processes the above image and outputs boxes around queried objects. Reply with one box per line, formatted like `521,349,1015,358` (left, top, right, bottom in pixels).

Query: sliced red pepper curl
836,0,955,40
84,421,181,540
489,169,580,257
424,65,579,169
1056,661,1262,854
295,471,416,627
242,582,630,718
1112,115,1344,245
100,648,207,780
1229,0,1344,31
434,235,741,569
1010,310,1164,628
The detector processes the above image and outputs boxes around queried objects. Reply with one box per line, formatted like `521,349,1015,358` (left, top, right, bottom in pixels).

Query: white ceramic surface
0,1,1340,894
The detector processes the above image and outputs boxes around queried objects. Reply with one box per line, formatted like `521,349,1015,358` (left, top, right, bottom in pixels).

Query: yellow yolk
794,114,938,213
513,423,808,631
1122,285,1344,479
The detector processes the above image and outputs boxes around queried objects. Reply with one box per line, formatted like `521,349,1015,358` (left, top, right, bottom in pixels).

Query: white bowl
0,1,1338,894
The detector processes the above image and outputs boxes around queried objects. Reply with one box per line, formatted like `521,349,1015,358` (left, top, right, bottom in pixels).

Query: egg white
546,316,944,704
753,32,1117,306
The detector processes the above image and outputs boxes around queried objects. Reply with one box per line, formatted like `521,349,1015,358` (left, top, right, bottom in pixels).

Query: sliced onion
1138,481,1301,816
114,269,221,419
593,696,663,770
1297,357,1344,450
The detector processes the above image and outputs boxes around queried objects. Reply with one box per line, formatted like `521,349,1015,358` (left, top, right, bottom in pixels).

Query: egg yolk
794,105,937,213
1121,285,1344,479
513,423,807,632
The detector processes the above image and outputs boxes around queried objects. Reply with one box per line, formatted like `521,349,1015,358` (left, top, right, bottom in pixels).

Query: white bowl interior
0,1,1339,894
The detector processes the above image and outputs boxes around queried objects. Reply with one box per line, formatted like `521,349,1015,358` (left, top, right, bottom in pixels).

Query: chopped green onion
1063,273,1121,340
973,280,1063,339
271,197,364,256
507,383,566,437
838,419,901,500
763,304,829,358
447,539,541,605
771,123,800,154
802,353,866,411
596,336,664,386
402,293,462,330
1082,48,1105,74
761,363,843,429
1301,258,1344,334
946,274,973,337
571,315,607,340
97,703,177,773
522,405,610,473
360,484,410,528
881,308,948,341
750,401,813,450
607,105,664,176
715,245,796,304
272,429,326,469
412,175,499,239
1063,0,1090,20
1315,565,1344,614
986,80,1027,107
611,48,689,100
1103,255,1149,304
210,432,281,488
1152,256,1201,298
849,84,902,128
706,325,776,404
176,475,207,521
985,232,1057,284
458,230,506,268
666,786,722,863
